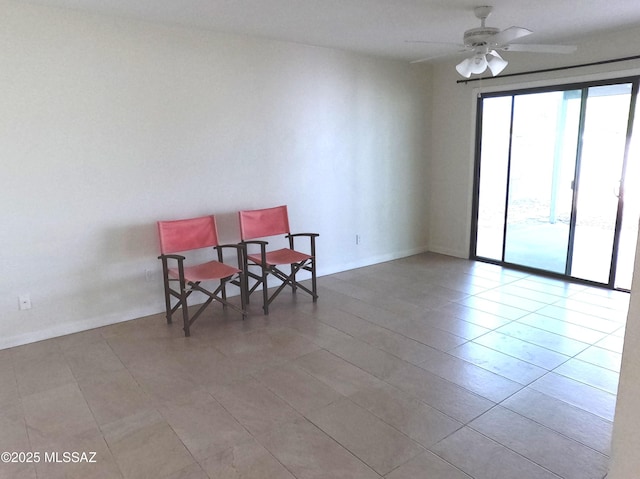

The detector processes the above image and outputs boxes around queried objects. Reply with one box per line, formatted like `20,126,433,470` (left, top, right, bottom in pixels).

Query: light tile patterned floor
0,253,628,479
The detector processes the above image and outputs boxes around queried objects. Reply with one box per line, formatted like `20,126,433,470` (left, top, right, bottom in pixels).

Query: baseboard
317,245,430,276
1,246,430,350
0,306,161,350
427,244,468,259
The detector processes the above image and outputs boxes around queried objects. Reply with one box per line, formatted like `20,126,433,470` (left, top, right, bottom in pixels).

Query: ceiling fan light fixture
487,50,508,76
456,52,489,78
470,53,488,72
455,57,474,78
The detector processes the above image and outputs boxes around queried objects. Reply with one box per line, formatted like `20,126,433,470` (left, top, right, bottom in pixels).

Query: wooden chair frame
239,206,318,315
157,216,246,336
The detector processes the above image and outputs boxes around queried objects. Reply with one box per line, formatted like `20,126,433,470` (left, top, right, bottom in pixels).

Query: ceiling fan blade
405,40,465,47
405,39,468,63
491,26,532,46
410,48,468,64
501,43,577,54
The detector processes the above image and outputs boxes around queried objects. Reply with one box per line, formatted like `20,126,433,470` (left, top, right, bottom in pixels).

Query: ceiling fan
410,6,577,78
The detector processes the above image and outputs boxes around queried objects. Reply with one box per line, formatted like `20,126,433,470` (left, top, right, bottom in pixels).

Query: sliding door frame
609,80,639,287
470,76,639,290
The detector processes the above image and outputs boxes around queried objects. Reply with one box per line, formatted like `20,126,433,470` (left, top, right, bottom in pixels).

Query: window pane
475,96,512,260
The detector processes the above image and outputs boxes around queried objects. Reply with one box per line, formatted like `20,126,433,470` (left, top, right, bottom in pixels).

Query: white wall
0,1,432,348
608,230,640,478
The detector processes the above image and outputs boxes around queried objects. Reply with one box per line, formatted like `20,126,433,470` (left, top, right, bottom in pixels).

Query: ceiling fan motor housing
463,27,500,48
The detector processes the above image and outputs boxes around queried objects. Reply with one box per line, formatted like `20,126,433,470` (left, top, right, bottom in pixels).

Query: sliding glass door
473,79,639,290
571,84,631,284
504,90,580,274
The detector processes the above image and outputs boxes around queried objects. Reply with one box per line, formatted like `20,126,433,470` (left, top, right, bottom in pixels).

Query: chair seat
247,248,311,266
169,260,240,283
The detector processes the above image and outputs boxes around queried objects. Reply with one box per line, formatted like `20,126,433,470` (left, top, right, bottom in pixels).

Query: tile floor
0,253,629,479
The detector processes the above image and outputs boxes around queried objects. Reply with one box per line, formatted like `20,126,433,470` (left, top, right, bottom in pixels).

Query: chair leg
221,279,228,310
262,266,270,315
180,284,190,337
239,272,247,320
290,264,297,293
243,254,250,305
162,281,173,324
311,259,318,302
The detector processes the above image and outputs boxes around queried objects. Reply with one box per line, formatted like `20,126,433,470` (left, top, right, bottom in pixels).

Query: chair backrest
239,205,290,241
157,215,220,254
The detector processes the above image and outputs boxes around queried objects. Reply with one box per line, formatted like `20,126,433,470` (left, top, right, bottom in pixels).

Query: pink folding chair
239,205,318,314
157,215,246,336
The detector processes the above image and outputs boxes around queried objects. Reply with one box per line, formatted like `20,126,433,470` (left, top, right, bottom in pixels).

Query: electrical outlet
145,269,154,282
356,234,361,245
19,294,31,310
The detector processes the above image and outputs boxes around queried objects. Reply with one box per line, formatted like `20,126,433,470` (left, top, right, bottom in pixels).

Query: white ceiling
24,0,640,61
